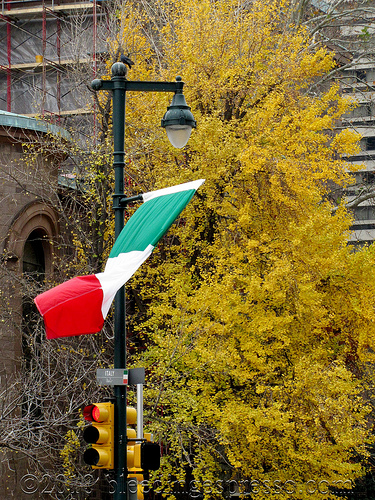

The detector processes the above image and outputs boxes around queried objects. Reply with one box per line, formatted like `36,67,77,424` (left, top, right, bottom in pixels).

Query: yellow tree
104,0,375,498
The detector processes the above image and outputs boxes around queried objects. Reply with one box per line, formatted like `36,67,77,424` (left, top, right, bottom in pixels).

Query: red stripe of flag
34,275,104,339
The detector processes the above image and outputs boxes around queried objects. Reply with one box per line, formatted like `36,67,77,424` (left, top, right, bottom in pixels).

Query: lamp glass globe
166,125,192,149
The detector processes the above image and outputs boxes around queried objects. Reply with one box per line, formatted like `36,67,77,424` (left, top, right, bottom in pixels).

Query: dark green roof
0,110,71,141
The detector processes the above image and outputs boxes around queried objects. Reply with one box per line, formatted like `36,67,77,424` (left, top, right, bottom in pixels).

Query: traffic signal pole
91,61,192,500
91,62,129,498
92,62,129,498
111,65,128,500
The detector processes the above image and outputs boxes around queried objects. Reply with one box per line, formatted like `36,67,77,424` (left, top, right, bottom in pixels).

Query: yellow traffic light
127,405,160,500
127,406,137,471
127,410,160,471
83,402,114,469
127,405,137,425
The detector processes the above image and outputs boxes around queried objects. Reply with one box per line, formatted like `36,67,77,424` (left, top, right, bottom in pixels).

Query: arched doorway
2,201,59,371
22,229,48,420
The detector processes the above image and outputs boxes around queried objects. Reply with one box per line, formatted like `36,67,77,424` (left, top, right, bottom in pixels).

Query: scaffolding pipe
41,1,46,117
6,0,11,111
93,0,97,143
57,14,61,120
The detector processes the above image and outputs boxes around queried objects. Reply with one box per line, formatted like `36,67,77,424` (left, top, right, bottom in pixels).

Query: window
23,230,45,281
362,171,375,184
354,206,375,221
356,69,367,82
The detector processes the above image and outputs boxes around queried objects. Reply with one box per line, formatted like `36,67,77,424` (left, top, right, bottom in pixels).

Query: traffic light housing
83,402,114,469
127,406,160,472
128,440,161,500
127,406,161,500
127,406,138,470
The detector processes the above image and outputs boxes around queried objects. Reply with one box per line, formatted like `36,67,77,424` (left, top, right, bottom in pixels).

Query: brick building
0,2,108,496
0,110,68,498
0,110,70,366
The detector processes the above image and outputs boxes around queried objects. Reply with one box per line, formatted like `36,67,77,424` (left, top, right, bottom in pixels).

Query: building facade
341,60,375,244
0,110,68,499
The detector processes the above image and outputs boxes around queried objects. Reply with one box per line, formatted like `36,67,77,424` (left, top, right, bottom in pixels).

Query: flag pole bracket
118,194,143,207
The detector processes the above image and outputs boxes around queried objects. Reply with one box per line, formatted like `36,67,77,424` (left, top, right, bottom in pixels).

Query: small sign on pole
97,367,145,386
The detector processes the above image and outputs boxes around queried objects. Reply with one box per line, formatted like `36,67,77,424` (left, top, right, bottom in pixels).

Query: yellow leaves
299,47,335,80
209,357,369,487
332,128,362,159
60,430,80,480
285,358,370,454
108,0,375,493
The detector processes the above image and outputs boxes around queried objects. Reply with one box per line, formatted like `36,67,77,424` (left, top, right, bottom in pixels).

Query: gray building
0,0,108,140
341,59,375,244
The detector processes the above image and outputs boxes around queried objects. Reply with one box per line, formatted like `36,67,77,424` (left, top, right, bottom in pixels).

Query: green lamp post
91,61,196,500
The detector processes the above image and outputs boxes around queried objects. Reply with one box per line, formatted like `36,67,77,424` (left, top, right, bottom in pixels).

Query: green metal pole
90,63,192,500
111,61,127,500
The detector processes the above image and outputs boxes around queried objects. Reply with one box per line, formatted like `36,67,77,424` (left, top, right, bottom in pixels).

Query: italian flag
34,179,204,339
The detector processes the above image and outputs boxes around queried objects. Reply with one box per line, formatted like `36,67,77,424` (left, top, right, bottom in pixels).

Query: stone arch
4,201,59,276
0,201,59,374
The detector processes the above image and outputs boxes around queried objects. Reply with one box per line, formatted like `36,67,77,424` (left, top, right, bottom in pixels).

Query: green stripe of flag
109,189,197,258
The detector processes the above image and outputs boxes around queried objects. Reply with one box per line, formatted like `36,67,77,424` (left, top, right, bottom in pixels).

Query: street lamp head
161,77,196,148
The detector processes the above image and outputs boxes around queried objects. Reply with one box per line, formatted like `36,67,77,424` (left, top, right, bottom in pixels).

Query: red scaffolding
0,0,103,121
